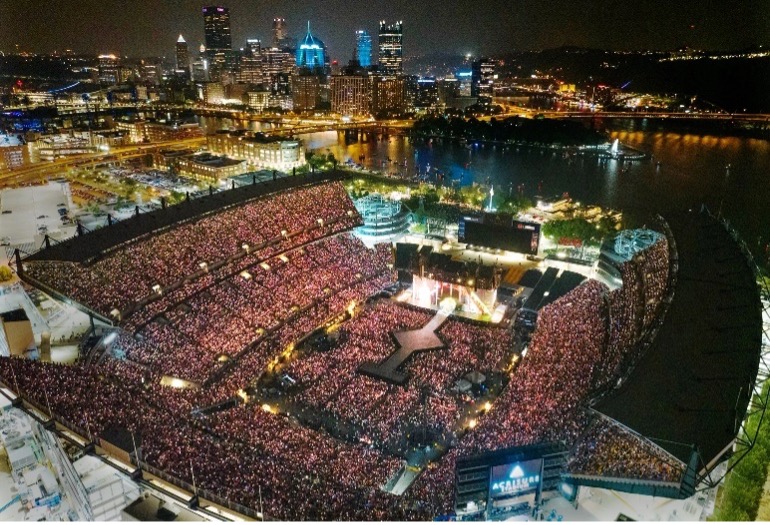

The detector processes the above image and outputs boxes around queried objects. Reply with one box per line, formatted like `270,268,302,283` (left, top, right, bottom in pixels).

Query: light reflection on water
199,117,770,245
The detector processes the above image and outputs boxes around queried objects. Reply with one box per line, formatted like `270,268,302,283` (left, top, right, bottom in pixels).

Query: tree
0,266,13,282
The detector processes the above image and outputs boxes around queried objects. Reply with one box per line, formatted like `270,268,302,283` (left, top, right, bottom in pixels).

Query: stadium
0,171,766,521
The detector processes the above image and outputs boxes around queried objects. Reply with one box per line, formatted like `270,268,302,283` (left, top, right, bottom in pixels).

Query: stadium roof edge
24,171,349,264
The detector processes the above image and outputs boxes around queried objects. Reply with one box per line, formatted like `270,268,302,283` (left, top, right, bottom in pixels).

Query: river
198,116,770,251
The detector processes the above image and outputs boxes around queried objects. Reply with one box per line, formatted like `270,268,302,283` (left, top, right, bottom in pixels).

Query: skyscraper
272,18,287,48
175,35,190,77
192,44,209,82
98,54,121,84
471,57,495,99
239,39,263,83
355,30,372,68
378,21,403,75
203,6,232,51
246,39,261,56
296,22,326,71
262,47,294,89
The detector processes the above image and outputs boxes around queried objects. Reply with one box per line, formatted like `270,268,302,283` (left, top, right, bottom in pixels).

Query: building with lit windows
208,49,240,82
267,93,293,111
203,82,226,104
378,21,403,75
176,152,247,182
202,6,232,51
115,121,204,143
239,39,263,83
471,57,496,99
414,77,440,112
0,134,29,170
296,22,327,71
292,73,322,112
272,18,293,49
272,18,286,46
97,54,121,84
356,30,372,68
246,38,261,56
207,130,306,171
137,58,161,85
203,5,235,81
372,76,406,116
437,76,460,107
262,47,294,87
175,35,190,77
246,90,271,110
192,44,209,81
331,74,371,116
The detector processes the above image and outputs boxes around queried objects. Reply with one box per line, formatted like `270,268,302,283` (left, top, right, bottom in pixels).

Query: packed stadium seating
0,182,680,520
24,182,361,316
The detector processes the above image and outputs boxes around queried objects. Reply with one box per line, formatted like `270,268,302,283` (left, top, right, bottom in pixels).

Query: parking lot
0,183,74,245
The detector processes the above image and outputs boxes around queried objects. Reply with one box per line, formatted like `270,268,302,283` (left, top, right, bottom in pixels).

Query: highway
0,117,414,187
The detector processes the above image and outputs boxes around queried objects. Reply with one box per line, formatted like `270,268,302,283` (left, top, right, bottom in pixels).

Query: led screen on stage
489,459,543,499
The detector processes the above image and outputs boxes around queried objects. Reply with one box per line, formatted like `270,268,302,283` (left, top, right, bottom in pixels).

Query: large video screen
459,216,540,254
489,459,543,499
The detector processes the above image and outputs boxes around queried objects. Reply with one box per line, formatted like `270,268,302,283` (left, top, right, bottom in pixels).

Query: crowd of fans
639,238,670,329
23,182,361,316
567,418,685,482
596,238,670,392
463,280,609,454
0,358,423,520
0,199,681,520
284,300,513,450
404,239,674,517
106,234,391,384
596,261,644,391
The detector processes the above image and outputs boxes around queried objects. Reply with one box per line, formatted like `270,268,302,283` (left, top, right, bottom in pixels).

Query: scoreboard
455,442,568,520
459,214,540,255
489,459,544,499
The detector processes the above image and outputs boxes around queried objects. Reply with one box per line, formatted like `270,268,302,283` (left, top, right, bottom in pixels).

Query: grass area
709,380,770,521
756,474,770,520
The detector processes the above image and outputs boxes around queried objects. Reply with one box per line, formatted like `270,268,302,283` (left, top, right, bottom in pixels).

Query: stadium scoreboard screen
455,443,567,520
459,215,540,255
489,459,544,499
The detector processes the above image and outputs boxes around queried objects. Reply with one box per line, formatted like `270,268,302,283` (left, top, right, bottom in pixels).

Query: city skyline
1,0,768,59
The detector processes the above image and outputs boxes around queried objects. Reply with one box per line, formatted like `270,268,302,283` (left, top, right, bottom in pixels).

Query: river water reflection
198,116,770,247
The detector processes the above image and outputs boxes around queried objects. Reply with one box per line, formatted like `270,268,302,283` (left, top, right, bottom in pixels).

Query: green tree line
411,115,609,146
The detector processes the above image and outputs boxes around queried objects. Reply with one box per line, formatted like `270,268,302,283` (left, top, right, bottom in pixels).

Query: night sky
1,0,769,59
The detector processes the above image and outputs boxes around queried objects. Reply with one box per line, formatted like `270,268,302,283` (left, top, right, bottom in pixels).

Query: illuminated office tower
471,57,495,98
296,22,326,71
378,21,403,75
239,39,263,83
356,30,372,68
202,6,232,50
175,35,191,77
272,18,293,49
